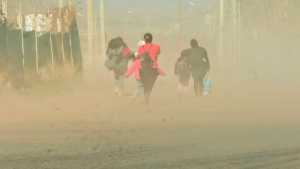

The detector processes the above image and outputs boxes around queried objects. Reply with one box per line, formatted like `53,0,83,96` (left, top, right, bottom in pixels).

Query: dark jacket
105,47,125,73
183,46,210,77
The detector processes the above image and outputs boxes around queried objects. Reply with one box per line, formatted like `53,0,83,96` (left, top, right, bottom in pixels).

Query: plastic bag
203,74,212,96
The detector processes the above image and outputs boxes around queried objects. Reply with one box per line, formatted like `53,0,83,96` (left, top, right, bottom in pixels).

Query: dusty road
0,78,299,169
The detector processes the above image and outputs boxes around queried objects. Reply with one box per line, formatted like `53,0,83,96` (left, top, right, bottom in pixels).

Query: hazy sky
105,0,218,12
102,0,218,26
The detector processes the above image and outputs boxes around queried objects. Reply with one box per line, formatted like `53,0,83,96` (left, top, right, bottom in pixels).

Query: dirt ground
0,77,299,169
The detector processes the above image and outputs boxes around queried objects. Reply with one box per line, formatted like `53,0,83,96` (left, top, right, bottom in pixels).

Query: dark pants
141,66,158,104
192,71,206,96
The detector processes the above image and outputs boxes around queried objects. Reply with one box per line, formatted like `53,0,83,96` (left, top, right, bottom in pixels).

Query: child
127,40,145,98
175,56,191,96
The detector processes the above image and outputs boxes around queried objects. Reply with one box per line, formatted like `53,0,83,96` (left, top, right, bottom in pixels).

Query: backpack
105,47,123,71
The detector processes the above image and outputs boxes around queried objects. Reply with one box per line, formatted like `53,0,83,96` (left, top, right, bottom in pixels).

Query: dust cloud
0,0,300,168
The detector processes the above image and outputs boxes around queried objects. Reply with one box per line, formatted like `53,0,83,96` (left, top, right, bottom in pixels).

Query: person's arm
203,48,210,71
157,45,161,58
137,46,144,58
128,52,135,61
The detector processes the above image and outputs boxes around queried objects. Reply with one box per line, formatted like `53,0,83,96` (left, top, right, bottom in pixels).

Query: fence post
18,0,25,71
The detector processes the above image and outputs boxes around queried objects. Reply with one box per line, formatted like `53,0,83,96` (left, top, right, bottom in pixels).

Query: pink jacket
127,59,142,80
126,43,165,80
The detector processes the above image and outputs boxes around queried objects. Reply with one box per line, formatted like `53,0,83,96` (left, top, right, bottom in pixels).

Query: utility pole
0,0,2,12
48,7,55,72
68,0,72,8
17,0,22,29
99,0,106,73
231,0,243,84
177,0,183,51
232,0,238,66
59,0,63,10
236,0,241,71
18,0,25,70
58,0,66,65
68,0,74,68
218,0,224,74
236,0,242,78
87,0,94,74
34,0,39,74
1,0,7,18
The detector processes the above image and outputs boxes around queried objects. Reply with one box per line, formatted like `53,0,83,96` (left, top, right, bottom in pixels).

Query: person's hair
144,33,153,43
108,37,126,49
190,39,199,48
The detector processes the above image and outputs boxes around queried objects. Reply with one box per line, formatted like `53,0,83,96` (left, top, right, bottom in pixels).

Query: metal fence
0,3,82,88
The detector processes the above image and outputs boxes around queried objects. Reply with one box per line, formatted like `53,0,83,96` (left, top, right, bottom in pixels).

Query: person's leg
198,72,206,96
193,77,199,96
177,82,183,96
130,80,144,103
144,75,158,105
183,84,189,94
113,78,119,95
177,79,189,97
182,75,190,95
142,68,158,104
177,76,184,96
196,78,202,96
136,80,144,97
119,75,125,93
114,73,123,96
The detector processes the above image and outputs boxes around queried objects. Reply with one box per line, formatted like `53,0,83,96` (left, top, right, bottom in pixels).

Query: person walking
181,39,210,96
174,50,191,96
105,37,133,96
127,33,165,104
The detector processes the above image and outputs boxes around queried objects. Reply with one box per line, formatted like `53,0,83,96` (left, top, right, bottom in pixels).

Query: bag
203,73,212,96
105,48,123,71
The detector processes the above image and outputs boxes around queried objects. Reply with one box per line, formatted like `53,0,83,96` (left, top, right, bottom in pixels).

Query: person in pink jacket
127,33,165,104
